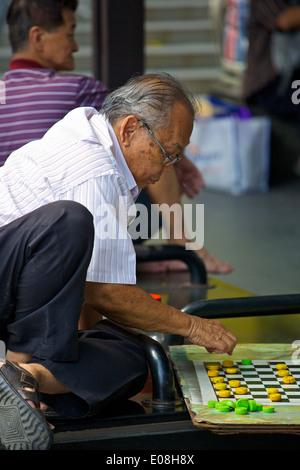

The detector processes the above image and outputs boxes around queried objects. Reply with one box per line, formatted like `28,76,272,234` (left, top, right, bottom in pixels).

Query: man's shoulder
43,107,111,149
2,68,98,86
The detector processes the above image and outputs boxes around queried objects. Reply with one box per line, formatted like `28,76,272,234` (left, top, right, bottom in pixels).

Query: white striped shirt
0,107,138,284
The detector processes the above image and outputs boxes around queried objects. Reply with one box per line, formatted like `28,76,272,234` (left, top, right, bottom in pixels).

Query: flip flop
0,360,53,450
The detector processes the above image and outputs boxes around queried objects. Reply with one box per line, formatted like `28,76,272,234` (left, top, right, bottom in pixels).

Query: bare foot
136,261,175,273
197,247,234,274
136,247,234,274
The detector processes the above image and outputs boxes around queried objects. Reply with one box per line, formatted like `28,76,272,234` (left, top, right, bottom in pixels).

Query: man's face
124,101,194,189
40,8,78,71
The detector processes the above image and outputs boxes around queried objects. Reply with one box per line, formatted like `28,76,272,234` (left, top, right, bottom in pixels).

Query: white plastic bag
185,115,271,195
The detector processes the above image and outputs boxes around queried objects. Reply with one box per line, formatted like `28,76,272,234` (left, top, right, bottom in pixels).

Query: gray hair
100,72,199,130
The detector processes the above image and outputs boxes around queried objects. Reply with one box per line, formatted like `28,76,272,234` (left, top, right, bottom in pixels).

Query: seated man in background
243,0,300,172
0,72,237,450
0,0,234,275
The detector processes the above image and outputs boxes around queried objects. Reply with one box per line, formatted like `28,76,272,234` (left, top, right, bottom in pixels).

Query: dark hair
7,0,78,52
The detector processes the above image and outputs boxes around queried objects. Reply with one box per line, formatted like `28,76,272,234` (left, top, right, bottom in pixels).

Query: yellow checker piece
212,376,224,384
207,364,220,370
222,360,234,368
207,370,219,377
283,375,296,384
269,393,281,402
276,363,287,370
235,386,248,395
278,370,290,377
215,383,227,390
226,367,238,374
229,380,241,388
218,390,231,398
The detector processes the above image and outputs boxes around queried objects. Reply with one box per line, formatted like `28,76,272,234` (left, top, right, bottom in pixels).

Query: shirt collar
106,119,139,199
91,113,139,200
9,59,46,70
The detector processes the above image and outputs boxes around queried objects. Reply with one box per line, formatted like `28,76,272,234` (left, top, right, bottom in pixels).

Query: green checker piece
215,402,230,412
248,400,257,412
215,402,224,410
263,406,275,413
256,403,263,411
207,400,218,408
221,399,236,409
218,405,231,413
241,359,252,365
236,399,249,410
235,407,248,415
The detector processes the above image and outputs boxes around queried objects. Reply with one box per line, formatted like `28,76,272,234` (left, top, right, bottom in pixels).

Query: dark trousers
247,69,300,126
0,201,147,417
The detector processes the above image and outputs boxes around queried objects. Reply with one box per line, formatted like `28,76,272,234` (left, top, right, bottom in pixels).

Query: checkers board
169,344,300,431
196,360,300,405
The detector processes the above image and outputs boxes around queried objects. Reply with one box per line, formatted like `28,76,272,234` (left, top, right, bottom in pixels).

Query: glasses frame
139,119,182,166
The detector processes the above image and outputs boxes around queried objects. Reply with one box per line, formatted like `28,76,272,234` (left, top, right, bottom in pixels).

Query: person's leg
247,71,300,180
0,360,69,398
0,326,148,433
0,201,95,449
33,326,148,419
0,200,94,361
0,202,147,448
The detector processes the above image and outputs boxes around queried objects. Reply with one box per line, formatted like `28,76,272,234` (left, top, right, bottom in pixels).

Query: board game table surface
169,343,300,433
51,274,300,450
5,273,300,451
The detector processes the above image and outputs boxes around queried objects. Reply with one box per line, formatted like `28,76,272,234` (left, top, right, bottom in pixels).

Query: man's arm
84,281,237,355
276,6,300,31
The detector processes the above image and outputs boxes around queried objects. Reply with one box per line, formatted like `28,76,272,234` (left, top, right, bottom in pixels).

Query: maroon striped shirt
0,59,109,165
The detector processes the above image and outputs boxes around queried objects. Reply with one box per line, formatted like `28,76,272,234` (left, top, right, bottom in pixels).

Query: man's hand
186,316,237,355
174,155,205,198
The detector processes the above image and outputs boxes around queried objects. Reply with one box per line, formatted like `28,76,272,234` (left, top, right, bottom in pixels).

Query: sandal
0,360,53,450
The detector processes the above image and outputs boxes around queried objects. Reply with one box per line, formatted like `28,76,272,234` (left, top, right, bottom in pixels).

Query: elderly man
0,0,233,275
0,72,237,450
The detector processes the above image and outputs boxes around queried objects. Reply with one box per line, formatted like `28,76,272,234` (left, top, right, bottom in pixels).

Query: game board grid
194,360,300,405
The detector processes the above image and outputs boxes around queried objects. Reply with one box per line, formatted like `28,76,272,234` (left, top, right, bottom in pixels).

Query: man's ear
28,26,45,51
119,115,140,147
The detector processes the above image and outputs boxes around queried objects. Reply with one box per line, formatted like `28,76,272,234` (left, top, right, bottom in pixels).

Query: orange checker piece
149,294,162,301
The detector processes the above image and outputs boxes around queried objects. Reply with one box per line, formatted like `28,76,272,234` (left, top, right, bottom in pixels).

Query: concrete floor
188,176,300,297
177,176,300,344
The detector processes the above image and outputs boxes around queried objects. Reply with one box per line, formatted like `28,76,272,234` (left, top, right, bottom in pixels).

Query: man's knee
50,201,94,253
59,200,94,232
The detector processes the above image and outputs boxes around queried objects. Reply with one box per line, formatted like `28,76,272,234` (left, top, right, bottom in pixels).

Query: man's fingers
210,331,237,355
206,323,237,355
186,316,238,355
